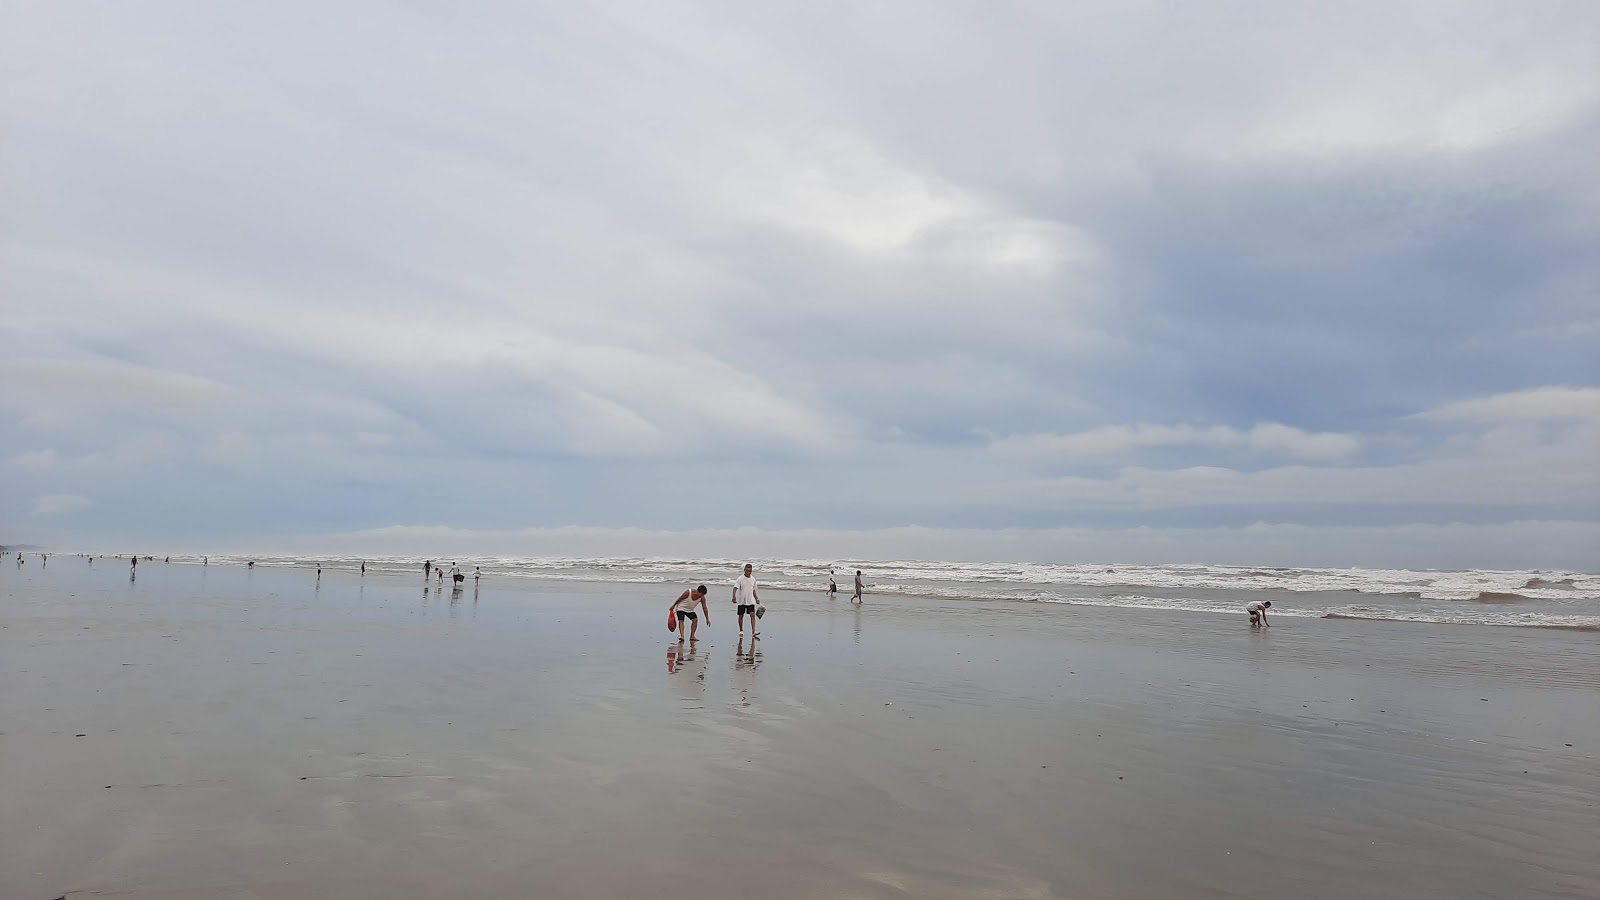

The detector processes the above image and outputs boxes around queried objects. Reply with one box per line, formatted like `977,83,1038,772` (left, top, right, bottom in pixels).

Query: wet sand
2,562,1597,899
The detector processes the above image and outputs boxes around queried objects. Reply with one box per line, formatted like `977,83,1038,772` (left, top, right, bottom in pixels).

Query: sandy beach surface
3,561,1597,899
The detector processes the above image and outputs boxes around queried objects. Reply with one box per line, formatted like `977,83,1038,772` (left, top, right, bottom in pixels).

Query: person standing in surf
828,569,838,598
670,584,711,642
852,569,864,603
732,564,761,638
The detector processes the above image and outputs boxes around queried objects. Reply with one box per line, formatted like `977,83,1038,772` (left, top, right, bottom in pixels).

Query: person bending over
671,584,711,642
1247,600,1272,627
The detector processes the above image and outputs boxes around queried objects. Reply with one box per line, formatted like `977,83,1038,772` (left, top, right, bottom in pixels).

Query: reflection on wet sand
666,642,708,681
731,636,763,708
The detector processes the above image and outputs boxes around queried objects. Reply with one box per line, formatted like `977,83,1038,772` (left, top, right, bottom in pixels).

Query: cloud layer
2,2,1597,567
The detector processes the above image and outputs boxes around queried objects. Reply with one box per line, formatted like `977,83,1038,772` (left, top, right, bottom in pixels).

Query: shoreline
32,551,1600,631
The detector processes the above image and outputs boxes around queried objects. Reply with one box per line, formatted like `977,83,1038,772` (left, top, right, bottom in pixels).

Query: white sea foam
135,553,1600,629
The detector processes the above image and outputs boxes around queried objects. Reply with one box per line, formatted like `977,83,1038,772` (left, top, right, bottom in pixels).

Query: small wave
1524,577,1577,589
1324,612,1600,631
1471,591,1534,604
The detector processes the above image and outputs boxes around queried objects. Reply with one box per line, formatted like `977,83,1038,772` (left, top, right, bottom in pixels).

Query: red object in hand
667,610,677,632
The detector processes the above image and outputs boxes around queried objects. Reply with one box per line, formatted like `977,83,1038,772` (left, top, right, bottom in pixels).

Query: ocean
144,554,1600,630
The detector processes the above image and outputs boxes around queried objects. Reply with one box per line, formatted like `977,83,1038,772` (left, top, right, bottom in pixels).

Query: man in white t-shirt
1246,600,1271,626
732,563,761,638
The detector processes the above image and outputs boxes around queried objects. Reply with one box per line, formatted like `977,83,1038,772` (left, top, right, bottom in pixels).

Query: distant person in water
316,565,322,579
360,561,366,575
670,584,711,642
424,560,432,576
248,561,255,568
852,570,864,603
163,556,168,563
450,562,464,585
828,569,837,598
130,556,137,570
1247,600,1272,626
473,566,481,582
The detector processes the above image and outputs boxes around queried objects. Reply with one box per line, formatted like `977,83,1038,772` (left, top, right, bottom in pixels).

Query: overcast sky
3,2,1597,568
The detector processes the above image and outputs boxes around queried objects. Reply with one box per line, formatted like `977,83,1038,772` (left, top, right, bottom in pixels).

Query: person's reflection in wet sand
732,636,761,707
667,642,708,701
853,603,864,644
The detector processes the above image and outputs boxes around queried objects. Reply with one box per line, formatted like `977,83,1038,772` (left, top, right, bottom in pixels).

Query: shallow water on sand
158,552,1600,630
3,562,1597,899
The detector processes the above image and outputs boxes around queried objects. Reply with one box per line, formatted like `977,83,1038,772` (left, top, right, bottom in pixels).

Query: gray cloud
2,2,1598,565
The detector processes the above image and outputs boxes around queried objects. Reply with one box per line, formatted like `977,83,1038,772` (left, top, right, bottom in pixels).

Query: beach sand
2,562,1596,899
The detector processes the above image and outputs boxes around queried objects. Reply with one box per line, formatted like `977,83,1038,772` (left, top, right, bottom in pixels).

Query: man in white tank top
670,584,711,642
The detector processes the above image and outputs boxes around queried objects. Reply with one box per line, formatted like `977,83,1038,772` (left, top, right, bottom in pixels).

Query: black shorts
737,604,755,616
453,573,465,583
676,610,697,622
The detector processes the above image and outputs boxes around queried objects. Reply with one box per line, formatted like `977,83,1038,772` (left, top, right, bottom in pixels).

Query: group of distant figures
665,564,867,643
5,550,48,567
423,560,481,589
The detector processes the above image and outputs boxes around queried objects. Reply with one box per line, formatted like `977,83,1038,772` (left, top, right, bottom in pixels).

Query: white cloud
0,359,231,411
1418,386,1600,424
1512,321,1600,343
1007,424,1600,510
199,431,262,471
244,519,1600,570
7,433,178,472
992,422,1361,462
31,494,92,517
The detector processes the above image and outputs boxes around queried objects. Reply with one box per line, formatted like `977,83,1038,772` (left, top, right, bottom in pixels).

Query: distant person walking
852,570,864,603
130,556,137,570
473,566,482,583
450,562,464,586
828,569,838,598
360,561,366,575
1247,600,1271,626
424,560,432,577
732,564,761,638
670,584,711,643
